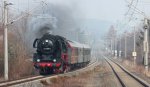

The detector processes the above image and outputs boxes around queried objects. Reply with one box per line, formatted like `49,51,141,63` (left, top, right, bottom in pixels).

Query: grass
41,61,119,87
46,71,90,87
121,59,145,73
8,32,34,80
116,58,150,83
0,31,34,80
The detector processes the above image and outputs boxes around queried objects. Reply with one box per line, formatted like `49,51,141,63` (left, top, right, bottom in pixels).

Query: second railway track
104,56,150,87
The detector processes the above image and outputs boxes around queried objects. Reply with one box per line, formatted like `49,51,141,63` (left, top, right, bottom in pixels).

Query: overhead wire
7,0,48,24
0,0,49,24
118,0,146,31
128,0,138,22
115,0,136,33
124,0,146,17
124,0,134,16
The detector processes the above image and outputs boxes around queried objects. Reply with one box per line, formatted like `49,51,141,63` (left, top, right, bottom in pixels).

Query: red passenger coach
67,41,91,69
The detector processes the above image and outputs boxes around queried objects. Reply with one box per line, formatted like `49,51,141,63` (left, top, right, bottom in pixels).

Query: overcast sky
7,0,150,21
7,0,128,22
5,0,150,32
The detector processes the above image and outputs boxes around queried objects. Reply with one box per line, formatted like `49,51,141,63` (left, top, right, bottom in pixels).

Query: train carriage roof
67,40,90,49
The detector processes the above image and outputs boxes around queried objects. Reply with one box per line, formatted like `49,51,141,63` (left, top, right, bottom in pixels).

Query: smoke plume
25,2,83,51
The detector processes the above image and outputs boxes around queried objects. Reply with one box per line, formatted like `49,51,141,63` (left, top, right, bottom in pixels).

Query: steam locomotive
33,33,91,74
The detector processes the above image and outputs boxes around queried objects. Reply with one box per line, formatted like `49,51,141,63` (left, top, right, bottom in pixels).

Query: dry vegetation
8,32,33,80
0,25,4,78
0,32,34,80
114,58,150,83
120,59,145,74
42,61,119,87
0,16,34,80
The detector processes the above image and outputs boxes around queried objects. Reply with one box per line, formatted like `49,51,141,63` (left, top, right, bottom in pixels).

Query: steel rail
104,56,150,87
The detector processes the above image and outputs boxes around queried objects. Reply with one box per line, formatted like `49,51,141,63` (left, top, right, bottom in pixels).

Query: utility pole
110,39,113,55
114,29,117,58
133,27,137,65
143,18,149,72
119,36,122,58
4,0,8,80
114,37,116,57
112,37,115,56
112,29,115,57
114,38,117,58
125,32,127,58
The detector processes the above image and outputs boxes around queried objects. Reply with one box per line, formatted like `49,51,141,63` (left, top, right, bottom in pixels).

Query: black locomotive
33,33,91,74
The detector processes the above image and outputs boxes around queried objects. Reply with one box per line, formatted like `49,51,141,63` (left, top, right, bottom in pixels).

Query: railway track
104,56,150,87
0,57,98,87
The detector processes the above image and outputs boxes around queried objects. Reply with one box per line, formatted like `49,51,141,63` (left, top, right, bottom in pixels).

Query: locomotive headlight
37,59,40,62
53,59,56,62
